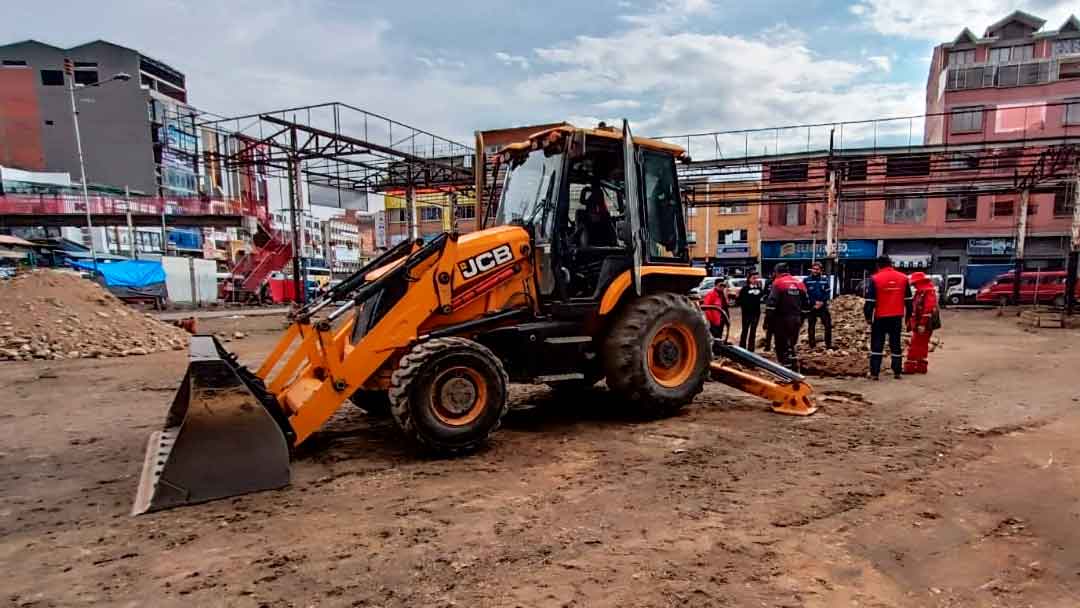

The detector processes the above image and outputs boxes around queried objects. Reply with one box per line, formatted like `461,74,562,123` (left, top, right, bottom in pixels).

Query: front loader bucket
132,336,291,515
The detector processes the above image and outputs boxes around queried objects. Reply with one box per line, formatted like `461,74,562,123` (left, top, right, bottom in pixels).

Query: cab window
640,150,686,260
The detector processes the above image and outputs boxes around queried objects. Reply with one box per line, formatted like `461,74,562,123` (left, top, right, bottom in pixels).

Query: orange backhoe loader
133,121,816,515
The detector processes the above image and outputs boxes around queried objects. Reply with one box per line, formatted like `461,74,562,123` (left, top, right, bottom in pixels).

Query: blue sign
716,244,751,258
762,239,877,260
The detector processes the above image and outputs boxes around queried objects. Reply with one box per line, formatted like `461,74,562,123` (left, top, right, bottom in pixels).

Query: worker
765,263,808,369
736,271,765,351
803,262,833,349
863,255,911,380
904,272,939,374
702,277,730,341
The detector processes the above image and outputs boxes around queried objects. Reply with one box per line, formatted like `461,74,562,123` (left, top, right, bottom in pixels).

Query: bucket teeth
131,336,291,515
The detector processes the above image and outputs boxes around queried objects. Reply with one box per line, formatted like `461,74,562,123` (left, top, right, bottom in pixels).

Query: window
641,149,686,259
769,162,809,183
73,61,97,68
778,203,806,226
420,206,442,221
718,201,748,214
844,159,867,181
454,205,476,219
841,199,865,224
718,229,748,244
990,45,1033,63
1065,99,1080,125
1054,187,1075,217
389,208,406,223
950,107,983,133
2,59,27,67
687,230,697,244
1061,61,1080,80
73,70,98,85
1054,39,1080,56
886,154,931,176
948,49,976,66
40,69,64,86
687,206,698,217
885,197,927,224
946,66,990,90
946,194,978,221
992,200,1014,217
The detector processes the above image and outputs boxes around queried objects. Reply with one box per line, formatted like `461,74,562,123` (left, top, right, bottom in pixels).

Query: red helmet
908,271,931,286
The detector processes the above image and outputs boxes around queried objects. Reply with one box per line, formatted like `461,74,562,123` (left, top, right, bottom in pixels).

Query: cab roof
498,124,686,159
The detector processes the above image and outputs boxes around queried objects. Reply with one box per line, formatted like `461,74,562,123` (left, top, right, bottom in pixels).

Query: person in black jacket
736,271,765,351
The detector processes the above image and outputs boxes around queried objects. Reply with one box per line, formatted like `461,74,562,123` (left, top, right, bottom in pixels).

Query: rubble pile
796,295,912,377
0,270,189,361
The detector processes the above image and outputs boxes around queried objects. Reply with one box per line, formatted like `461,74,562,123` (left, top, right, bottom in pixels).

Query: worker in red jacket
904,272,938,374
765,263,808,369
702,278,730,341
863,255,911,380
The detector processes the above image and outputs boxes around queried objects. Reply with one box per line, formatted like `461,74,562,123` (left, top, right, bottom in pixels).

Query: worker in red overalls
904,271,938,374
702,278,731,341
863,255,911,380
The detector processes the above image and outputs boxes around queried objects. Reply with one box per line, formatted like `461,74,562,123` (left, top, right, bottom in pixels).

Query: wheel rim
647,323,697,388
430,365,487,426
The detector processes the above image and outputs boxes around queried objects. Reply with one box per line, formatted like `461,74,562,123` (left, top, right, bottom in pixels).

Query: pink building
926,11,1080,144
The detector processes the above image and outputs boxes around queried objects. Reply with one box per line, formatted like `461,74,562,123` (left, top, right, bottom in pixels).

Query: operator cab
492,124,690,308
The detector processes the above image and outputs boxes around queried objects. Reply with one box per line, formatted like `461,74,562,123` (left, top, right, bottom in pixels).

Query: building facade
322,216,361,277
926,11,1080,145
684,180,760,276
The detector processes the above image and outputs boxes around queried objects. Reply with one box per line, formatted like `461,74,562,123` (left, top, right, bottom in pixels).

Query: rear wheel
602,292,710,417
1053,295,1065,307
998,295,1011,307
389,337,509,453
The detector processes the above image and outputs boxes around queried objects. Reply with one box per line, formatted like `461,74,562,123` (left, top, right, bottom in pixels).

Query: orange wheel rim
647,323,697,388
430,366,487,426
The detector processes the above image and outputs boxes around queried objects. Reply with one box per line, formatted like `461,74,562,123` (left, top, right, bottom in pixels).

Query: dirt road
3,310,1080,607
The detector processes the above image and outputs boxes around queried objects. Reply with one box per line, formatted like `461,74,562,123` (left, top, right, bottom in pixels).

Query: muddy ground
3,309,1080,607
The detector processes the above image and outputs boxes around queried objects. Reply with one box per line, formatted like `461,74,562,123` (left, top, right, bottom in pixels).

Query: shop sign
967,238,1014,256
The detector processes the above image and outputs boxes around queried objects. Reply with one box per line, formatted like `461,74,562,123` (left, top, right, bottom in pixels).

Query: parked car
0,266,14,280
724,277,746,301
690,276,722,299
974,270,1078,306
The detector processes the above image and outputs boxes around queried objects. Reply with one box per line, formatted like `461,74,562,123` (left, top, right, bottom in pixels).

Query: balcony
944,59,1059,91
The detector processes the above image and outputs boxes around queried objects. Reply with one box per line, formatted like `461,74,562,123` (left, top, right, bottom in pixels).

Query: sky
3,0,1078,146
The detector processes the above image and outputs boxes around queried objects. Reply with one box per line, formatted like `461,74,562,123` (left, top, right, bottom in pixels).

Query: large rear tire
602,292,710,417
389,337,509,453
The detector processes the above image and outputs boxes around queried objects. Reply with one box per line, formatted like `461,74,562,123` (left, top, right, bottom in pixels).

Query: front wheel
1053,295,1065,308
602,292,711,417
947,294,961,306
389,337,509,454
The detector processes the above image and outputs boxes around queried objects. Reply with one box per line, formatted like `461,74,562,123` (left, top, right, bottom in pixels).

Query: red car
974,270,1078,306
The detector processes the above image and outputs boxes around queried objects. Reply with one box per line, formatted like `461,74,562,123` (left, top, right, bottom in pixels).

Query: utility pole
125,186,136,259
68,63,97,270
407,183,419,240
288,126,304,304
824,129,839,278
449,191,458,232
1013,188,1030,306
1066,164,1080,315
704,182,711,269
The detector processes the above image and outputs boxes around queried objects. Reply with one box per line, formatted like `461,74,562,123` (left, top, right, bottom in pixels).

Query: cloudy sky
3,0,1078,144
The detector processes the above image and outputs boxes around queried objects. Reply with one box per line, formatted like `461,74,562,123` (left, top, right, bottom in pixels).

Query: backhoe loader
133,120,816,515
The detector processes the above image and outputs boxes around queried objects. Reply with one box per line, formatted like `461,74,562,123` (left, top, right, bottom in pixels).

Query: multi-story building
683,180,760,276
0,39,192,194
926,11,1080,144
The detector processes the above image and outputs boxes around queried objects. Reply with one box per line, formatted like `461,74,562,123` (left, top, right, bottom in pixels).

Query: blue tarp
70,259,166,288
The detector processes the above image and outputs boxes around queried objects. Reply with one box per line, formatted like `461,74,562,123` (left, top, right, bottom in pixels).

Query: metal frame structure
196,102,476,302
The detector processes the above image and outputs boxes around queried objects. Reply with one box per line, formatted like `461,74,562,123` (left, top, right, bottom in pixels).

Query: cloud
868,55,892,71
520,19,921,140
594,99,643,111
849,0,1077,41
494,51,530,69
